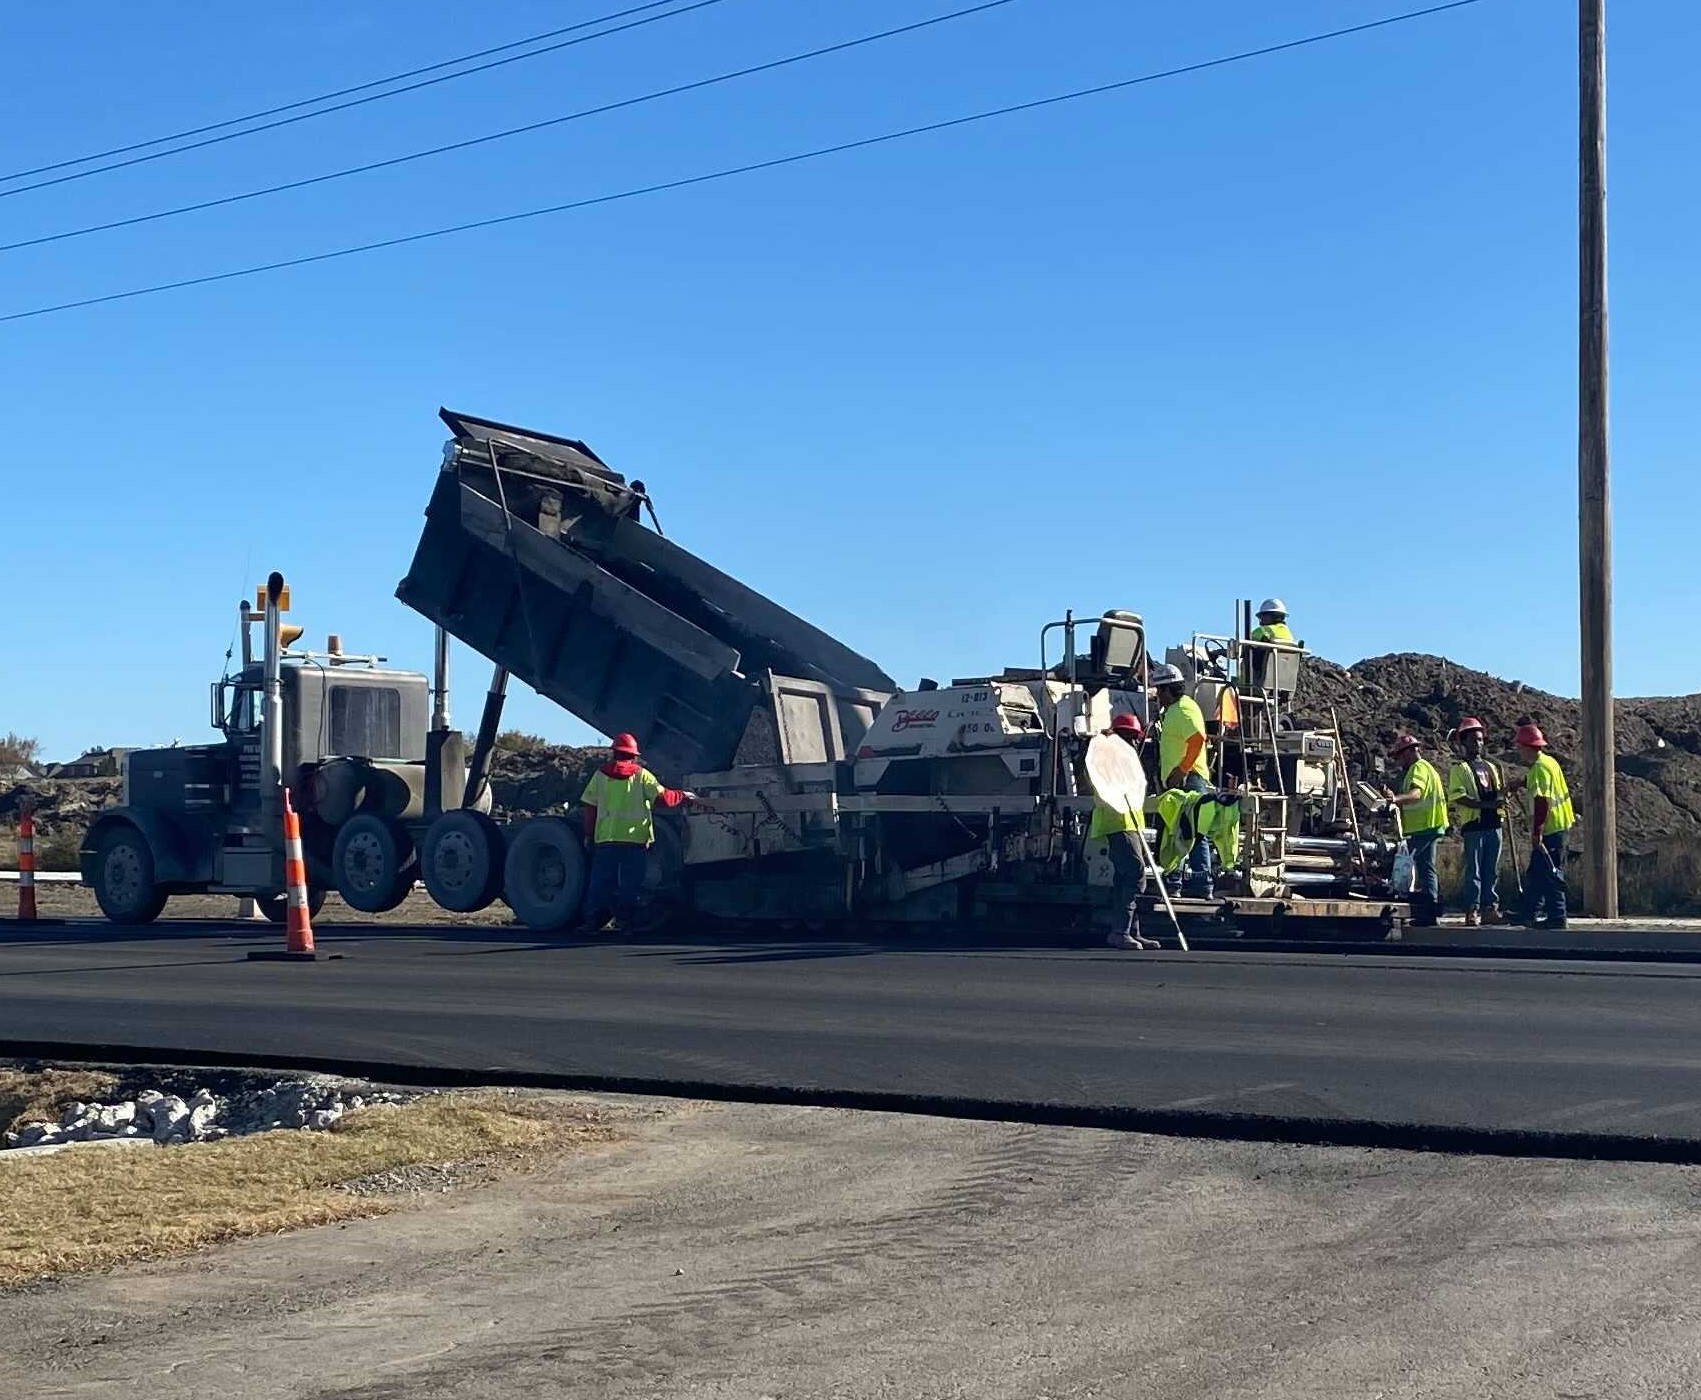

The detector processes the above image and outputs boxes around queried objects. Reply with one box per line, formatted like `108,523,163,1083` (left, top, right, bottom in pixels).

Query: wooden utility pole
1579,0,1618,915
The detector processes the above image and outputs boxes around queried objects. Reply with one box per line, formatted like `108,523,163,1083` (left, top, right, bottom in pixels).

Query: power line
0,0,1489,327
0,0,734,200
0,0,1021,254
0,0,693,186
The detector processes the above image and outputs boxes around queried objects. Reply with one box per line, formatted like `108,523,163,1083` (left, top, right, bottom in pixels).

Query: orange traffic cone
248,791,337,961
16,809,36,922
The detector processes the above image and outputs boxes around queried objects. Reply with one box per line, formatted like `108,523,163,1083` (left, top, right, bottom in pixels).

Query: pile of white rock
4,1077,411,1153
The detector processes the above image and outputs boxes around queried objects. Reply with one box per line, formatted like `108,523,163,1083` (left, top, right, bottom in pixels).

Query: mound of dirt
486,742,608,822
1296,653,1701,862
0,777,120,868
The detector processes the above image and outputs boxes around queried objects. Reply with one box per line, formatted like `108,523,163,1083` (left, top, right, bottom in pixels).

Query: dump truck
84,408,1403,937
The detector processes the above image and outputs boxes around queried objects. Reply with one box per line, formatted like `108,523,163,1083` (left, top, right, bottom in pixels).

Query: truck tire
257,887,328,923
91,824,168,926
332,814,416,914
502,817,587,933
420,810,505,914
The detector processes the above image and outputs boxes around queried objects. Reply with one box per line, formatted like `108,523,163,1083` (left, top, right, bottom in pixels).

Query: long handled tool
1504,791,1525,898
1128,808,1189,952
1329,706,1370,887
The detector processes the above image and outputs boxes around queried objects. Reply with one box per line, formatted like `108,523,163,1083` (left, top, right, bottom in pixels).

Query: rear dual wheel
420,810,505,914
332,814,417,914
502,818,587,933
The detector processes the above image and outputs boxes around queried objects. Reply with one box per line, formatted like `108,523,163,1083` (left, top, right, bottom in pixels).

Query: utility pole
1579,0,1618,916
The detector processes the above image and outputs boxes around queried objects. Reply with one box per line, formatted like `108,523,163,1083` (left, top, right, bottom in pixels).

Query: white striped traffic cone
16,809,36,921
248,790,335,961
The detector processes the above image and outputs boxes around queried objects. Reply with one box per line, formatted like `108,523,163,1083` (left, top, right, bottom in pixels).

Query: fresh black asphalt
5,919,1701,1160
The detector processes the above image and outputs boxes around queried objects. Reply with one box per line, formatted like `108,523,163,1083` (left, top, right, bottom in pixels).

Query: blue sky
2,0,1695,760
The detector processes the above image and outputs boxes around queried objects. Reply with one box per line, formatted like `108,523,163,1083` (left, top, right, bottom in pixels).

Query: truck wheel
333,814,416,914
257,887,328,923
91,825,168,926
421,811,506,913
502,818,587,933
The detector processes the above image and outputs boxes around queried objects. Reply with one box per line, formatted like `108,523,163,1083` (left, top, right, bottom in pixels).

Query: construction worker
1512,723,1575,929
1446,717,1505,926
1091,712,1159,951
579,732,696,932
1249,598,1295,645
1380,734,1446,927
1149,663,1214,898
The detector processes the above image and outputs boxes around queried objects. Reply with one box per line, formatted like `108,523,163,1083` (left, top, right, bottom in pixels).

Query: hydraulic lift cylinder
463,665,509,810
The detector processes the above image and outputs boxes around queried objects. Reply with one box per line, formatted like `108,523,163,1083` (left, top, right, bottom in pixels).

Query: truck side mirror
210,681,226,732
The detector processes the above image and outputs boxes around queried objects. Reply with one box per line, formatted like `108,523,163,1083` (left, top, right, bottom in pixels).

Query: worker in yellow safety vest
1149,663,1214,898
1511,722,1575,930
1249,598,1295,645
1090,712,1160,951
1380,733,1447,928
580,732,697,932
1446,716,1506,927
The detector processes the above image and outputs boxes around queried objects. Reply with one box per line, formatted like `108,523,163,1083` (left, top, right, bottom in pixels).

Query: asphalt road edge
4,1038,1698,1167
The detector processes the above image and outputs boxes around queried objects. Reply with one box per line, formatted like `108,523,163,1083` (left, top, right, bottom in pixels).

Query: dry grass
1433,835,1701,916
1617,842,1701,917
0,1067,119,1137
0,1094,620,1289
0,825,83,872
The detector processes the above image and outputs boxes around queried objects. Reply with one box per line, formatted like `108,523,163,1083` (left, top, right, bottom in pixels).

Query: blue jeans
1106,830,1148,934
1461,827,1502,912
584,842,649,925
1520,832,1568,924
1173,774,1214,897
1407,829,1441,922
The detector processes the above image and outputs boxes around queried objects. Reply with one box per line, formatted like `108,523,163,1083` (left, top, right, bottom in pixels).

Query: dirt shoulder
11,883,516,926
4,1098,1701,1399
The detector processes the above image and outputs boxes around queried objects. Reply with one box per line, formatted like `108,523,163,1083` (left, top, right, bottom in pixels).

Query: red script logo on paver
890,709,940,732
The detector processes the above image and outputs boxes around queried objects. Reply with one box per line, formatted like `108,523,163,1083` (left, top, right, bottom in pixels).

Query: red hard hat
611,732,640,756
1111,713,1144,737
1454,716,1486,737
1514,723,1547,749
1389,733,1421,757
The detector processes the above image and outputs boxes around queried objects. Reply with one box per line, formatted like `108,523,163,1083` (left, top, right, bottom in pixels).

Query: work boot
1105,930,1146,950
1462,909,1481,928
1481,905,1504,926
1535,916,1569,931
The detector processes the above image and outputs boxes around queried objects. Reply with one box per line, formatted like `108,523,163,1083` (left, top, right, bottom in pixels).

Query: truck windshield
230,687,259,732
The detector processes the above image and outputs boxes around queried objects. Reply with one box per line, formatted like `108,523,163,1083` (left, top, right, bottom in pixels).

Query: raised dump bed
397,410,894,783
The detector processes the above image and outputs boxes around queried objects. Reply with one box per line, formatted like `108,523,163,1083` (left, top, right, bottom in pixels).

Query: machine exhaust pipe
260,572,286,840
424,625,453,816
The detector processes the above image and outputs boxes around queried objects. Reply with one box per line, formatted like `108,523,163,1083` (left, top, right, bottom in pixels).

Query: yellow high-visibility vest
1159,696,1211,783
1525,752,1576,835
1396,758,1447,837
581,767,664,845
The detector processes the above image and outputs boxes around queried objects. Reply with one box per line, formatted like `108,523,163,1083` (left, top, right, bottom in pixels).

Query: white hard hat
1257,597,1288,618
1148,663,1186,688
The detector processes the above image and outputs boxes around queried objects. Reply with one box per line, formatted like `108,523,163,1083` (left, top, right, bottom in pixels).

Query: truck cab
83,603,430,924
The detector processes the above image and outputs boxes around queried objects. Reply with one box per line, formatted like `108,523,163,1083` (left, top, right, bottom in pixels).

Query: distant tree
495,730,550,754
0,733,41,767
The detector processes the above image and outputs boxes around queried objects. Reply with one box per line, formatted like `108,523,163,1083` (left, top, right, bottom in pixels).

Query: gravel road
4,1097,1701,1398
